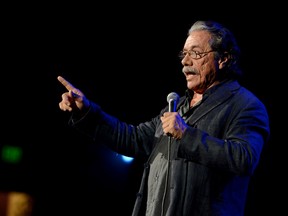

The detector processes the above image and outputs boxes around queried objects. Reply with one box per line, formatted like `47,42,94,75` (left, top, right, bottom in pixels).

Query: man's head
180,20,241,93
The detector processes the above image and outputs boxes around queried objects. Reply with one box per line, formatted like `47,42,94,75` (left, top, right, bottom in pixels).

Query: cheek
199,62,217,80
199,63,210,76
200,60,217,73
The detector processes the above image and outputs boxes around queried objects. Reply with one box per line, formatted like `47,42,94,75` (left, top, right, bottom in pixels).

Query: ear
218,52,230,69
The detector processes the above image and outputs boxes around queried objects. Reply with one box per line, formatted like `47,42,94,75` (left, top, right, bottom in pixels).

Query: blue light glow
121,155,134,163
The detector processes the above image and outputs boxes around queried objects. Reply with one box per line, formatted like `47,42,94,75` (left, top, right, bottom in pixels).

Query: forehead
184,30,212,50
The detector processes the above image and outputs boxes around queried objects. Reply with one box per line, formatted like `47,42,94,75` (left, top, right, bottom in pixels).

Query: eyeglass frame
179,49,215,60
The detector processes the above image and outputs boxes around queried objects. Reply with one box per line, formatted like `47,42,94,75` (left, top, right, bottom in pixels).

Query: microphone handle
169,99,177,112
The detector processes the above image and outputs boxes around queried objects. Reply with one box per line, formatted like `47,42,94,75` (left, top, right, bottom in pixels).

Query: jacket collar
181,79,241,125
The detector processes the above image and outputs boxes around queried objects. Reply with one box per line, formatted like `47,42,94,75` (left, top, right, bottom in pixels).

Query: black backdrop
1,3,281,216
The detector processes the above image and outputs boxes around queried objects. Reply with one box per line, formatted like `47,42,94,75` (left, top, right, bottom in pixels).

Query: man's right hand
57,76,90,112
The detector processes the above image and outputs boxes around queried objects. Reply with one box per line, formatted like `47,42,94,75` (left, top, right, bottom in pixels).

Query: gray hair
189,20,242,79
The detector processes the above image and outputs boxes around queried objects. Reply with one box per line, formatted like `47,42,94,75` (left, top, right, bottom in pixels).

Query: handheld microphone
162,92,180,210
167,92,180,112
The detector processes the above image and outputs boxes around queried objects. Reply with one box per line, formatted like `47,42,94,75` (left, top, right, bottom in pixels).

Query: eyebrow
184,45,202,51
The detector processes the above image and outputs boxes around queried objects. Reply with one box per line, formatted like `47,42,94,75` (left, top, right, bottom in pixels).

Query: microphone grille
167,92,180,103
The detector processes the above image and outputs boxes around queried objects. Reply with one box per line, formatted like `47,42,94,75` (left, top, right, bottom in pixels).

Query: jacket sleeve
177,91,270,176
67,101,162,160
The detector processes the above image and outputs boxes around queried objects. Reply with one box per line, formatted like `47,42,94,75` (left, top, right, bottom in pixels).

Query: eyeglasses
179,50,214,60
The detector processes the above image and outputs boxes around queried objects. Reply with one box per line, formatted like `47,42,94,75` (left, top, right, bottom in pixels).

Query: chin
187,83,195,90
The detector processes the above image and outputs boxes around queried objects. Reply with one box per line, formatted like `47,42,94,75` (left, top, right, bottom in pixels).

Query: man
58,20,270,216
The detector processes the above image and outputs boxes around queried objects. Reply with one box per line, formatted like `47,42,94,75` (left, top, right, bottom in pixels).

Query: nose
181,55,193,66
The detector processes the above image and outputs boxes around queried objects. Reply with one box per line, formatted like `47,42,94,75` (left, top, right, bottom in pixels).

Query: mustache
182,67,198,75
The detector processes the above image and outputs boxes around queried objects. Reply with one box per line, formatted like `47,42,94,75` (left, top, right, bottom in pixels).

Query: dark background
1,3,281,216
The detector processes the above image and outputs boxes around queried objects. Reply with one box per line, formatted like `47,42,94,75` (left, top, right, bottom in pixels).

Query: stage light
1,145,22,164
121,155,134,163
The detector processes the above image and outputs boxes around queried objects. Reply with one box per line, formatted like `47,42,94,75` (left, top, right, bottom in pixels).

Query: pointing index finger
57,76,75,91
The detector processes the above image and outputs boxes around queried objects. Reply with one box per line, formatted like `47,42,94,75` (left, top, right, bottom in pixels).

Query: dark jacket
69,79,270,216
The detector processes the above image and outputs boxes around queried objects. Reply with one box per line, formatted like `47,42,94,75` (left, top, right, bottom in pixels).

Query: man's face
181,30,219,94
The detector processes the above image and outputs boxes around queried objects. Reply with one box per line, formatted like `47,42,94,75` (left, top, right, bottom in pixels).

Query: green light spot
1,145,22,163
